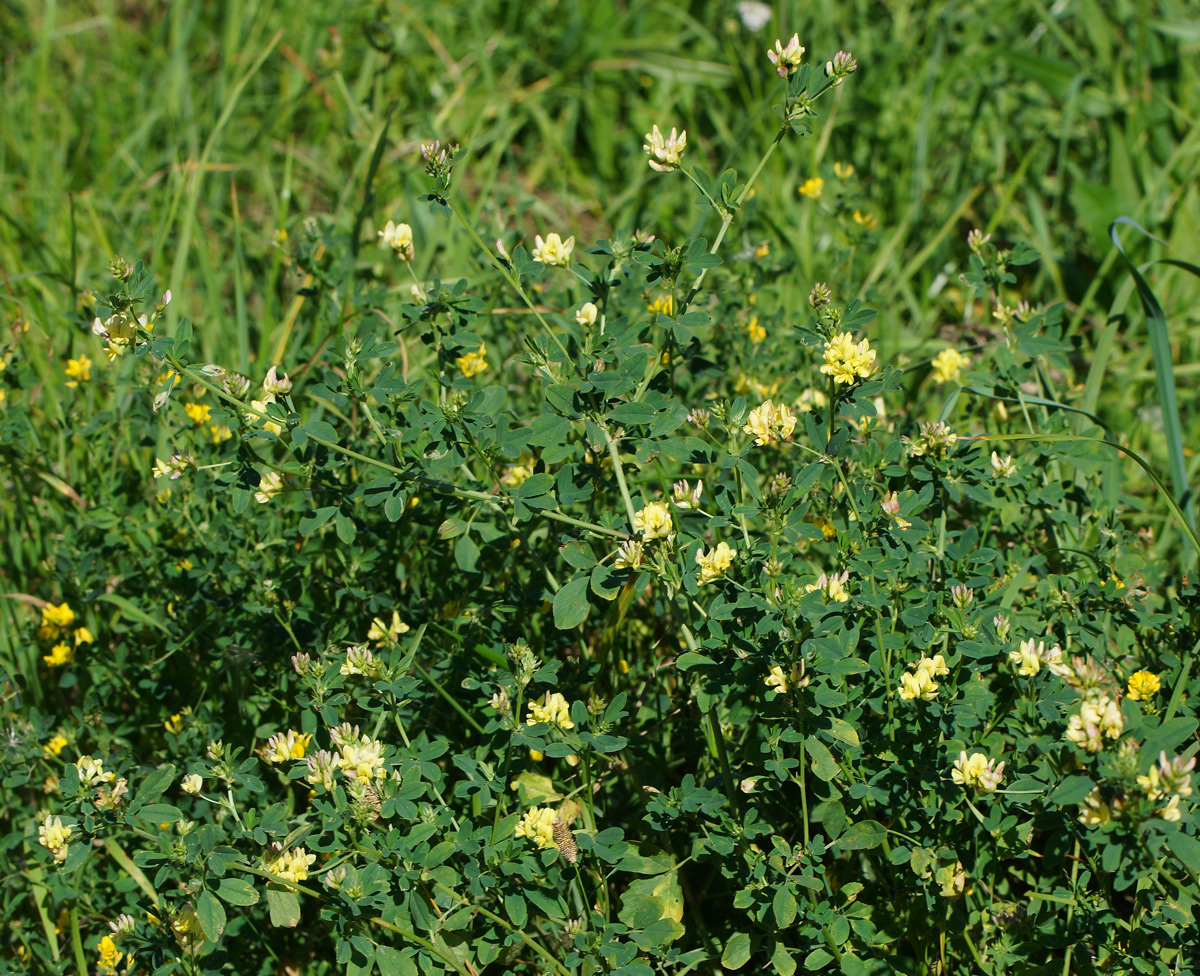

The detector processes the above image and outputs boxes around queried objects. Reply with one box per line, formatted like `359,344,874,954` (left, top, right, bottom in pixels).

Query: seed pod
552,818,578,864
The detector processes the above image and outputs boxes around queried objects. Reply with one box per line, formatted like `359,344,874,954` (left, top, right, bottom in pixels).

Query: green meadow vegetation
3,1,1200,973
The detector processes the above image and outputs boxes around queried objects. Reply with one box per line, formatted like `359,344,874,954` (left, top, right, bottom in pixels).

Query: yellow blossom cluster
514,806,558,849
378,219,415,262
38,602,94,668
263,844,317,885
899,654,949,702
695,541,737,585
526,692,575,731
97,934,124,974
930,347,969,384
367,610,410,646
38,814,73,864
1126,670,1160,701
950,751,1004,794
337,734,387,785
743,399,796,447
643,125,687,172
821,332,876,385
1064,696,1123,752
457,343,488,378
65,354,93,388
633,501,674,541
532,232,575,267
805,570,850,603
263,730,313,764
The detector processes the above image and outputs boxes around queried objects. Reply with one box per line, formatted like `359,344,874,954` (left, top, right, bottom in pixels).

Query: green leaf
772,887,797,928
721,932,752,970
833,821,886,852
806,737,840,781
127,764,177,813
771,941,797,976
1166,832,1200,876
553,576,590,630
826,718,860,748
266,886,301,928
130,803,183,824
215,877,260,906
299,420,337,443
197,890,227,940
376,946,418,976
1048,775,1095,807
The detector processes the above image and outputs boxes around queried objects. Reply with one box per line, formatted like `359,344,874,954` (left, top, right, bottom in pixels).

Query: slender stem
603,427,638,528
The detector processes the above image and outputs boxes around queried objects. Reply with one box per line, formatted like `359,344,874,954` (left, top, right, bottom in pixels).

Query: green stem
603,426,639,528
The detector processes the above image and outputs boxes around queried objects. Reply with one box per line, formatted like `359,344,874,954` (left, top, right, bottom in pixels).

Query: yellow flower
743,399,797,447
73,626,94,646
643,125,687,172
1078,787,1111,826
502,452,536,487
337,735,386,784
632,501,674,541
806,570,850,603
798,177,824,200
765,665,789,694
254,470,284,503
755,242,770,259
41,602,75,632
526,691,575,731
767,33,805,78
951,751,1004,794
43,643,74,667
368,610,410,645
263,844,317,885
378,220,415,262
181,773,204,794
1008,639,1042,677
647,293,675,317
264,730,313,763
515,806,558,849
97,934,123,974
64,354,92,388
575,302,598,327
0,388,6,407
851,210,877,230
930,347,970,385
833,162,854,179
247,396,283,435
76,755,114,786
747,317,766,343
695,541,737,585
38,814,73,863
165,714,184,734
183,402,211,425
794,387,827,414
456,343,488,378
209,424,233,444
1065,696,1123,752
532,232,575,267
1127,670,1161,701
44,735,68,757
821,332,876,385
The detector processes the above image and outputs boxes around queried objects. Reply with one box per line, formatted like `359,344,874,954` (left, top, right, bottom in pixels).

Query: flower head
97,934,124,974
64,355,92,388
1127,670,1161,701
798,177,824,200
340,644,383,679
821,332,876,385
532,232,575,267
526,691,575,731
747,317,766,343
378,220,415,261
633,501,674,541
337,735,387,784
575,302,598,327
254,470,284,503
263,730,313,764
767,33,805,78
695,541,737,585
824,50,858,83
368,610,410,646
38,814,73,863
43,643,74,667
991,451,1016,479
905,421,957,459
672,479,703,510
1009,639,1042,677
181,773,203,794
263,843,317,885
263,366,293,395
457,343,488,378
643,125,687,172
765,665,789,695
183,402,211,425
743,399,797,447
806,570,850,603
930,348,969,385
514,806,558,849
1078,787,1111,826
951,751,1005,794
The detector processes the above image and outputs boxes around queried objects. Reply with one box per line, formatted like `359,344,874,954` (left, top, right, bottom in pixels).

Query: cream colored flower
263,366,293,395
1008,639,1042,677
643,125,687,172
633,501,674,541
263,844,317,885
765,665,789,694
695,541,737,585
991,451,1016,479
368,610,410,646
181,774,203,795
76,755,115,787
337,735,387,784
378,220,415,261
254,470,284,503
38,814,72,863
805,570,850,603
767,33,805,78
575,302,598,327
743,399,797,447
514,806,558,849
532,232,575,267
951,751,1004,794
821,332,876,385
526,691,575,731
1078,787,1111,826
263,730,313,764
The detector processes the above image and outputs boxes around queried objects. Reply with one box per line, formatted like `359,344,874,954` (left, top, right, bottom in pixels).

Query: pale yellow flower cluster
526,692,575,731
254,470,284,504
643,125,687,172
340,644,383,679
1064,696,1123,752
821,332,876,385
575,302,598,327
797,177,824,200
950,751,1005,794
1008,638,1067,678
263,844,317,885
263,730,313,764
65,354,92,388
92,308,150,360
695,541,737,585
1136,752,1194,822
514,806,557,849
805,570,850,603
337,734,387,785
532,232,575,267
765,665,789,694
930,347,969,384
97,934,124,974
181,773,204,794
767,33,805,78
38,814,73,864
991,451,1016,479
899,654,949,702
378,220,415,262
633,501,674,541
743,399,797,447
368,610,410,646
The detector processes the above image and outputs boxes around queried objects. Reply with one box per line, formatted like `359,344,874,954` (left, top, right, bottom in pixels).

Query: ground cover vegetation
3,0,1200,973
